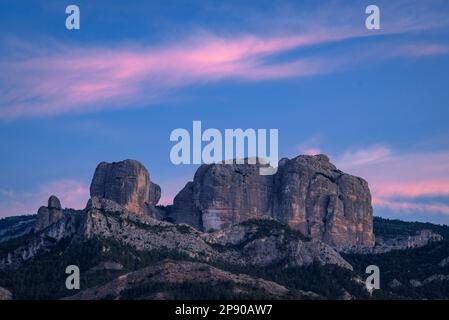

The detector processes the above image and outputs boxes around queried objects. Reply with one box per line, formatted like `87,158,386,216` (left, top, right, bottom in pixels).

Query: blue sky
1,0,449,224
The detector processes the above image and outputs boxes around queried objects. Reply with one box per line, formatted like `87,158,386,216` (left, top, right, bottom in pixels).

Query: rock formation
2,197,352,271
171,155,375,248
64,259,299,300
89,159,161,215
34,195,65,233
0,286,12,300
347,229,444,254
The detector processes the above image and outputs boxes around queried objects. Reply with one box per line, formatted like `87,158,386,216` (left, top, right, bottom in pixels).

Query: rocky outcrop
82,197,352,270
34,196,65,233
2,197,352,271
0,215,36,243
0,286,12,300
65,259,303,300
345,229,444,254
82,197,215,260
409,274,449,288
0,212,83,269
373,229,443,253
89,160,161,216
86,261,124,274
171,155,374,248
438,256,449,267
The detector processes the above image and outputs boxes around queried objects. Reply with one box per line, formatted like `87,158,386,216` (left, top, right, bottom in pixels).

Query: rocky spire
34,195,64,233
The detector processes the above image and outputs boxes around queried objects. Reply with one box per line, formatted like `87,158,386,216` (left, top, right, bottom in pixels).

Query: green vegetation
121,281,277,300
210,259,368,300
0,237,191,300
0,215,36,231
344,239,449,299
241,219,310,241
0,233,35,257
2,215,449,300
374,216,449,239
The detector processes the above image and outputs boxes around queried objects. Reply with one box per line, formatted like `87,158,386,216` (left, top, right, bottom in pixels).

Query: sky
1,0,449,225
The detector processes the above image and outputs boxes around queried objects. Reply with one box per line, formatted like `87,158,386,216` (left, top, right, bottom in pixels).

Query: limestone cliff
89,159,161,216
171,155,375,248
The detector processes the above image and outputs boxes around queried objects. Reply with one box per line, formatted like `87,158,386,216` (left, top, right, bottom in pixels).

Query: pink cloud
394,43,449,57
2,34,329,119
372,180,449,199
0,180,89,217
158,196,174,206
334,145,449,216
3,19,447,120
373,197,449,215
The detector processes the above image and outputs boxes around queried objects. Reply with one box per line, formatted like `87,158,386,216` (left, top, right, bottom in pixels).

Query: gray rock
0,286,12,300
410,279,423,287
345,229,444,254
34,196,65,233
2,197,352,272
82,198,352,270
388,279,402,288
87,261,124,274
1,212,82,269
0,216,36,243
64,259,299,300
171,155,374,248
439,256,449,268
48,195,61,210
89,159,161,216
423,274,449,284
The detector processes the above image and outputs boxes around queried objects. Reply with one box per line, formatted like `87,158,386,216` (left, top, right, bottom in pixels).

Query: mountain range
0,156,448,300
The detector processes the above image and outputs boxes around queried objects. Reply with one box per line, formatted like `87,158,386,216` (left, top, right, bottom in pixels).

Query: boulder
89,159,161,215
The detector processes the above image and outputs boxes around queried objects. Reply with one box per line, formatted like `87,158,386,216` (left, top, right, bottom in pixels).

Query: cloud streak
0,180,89,217
0,32,351,119
1,11,448,120
334,145,449,216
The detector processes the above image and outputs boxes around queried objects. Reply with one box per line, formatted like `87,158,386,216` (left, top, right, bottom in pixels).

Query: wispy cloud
0,180,89,217
372,197,449,215
334,145,449,216
1,5,448,120
0,32,352,119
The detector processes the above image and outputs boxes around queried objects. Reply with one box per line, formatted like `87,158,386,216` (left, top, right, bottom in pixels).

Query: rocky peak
34,195,64,233
171,154,374,248
89,159,161,215
48,195,61,209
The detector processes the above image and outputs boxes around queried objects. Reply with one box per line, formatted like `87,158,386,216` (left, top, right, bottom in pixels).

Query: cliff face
1,196,352,272
171,155,374,248
34,196,65,233
89,159,161,216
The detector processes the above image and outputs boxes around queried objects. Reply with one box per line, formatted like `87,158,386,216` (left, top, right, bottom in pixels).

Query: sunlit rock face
171,155,374,248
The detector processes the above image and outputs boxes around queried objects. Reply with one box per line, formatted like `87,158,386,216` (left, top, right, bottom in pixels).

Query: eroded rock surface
90,159,161,215
171,155,374,248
